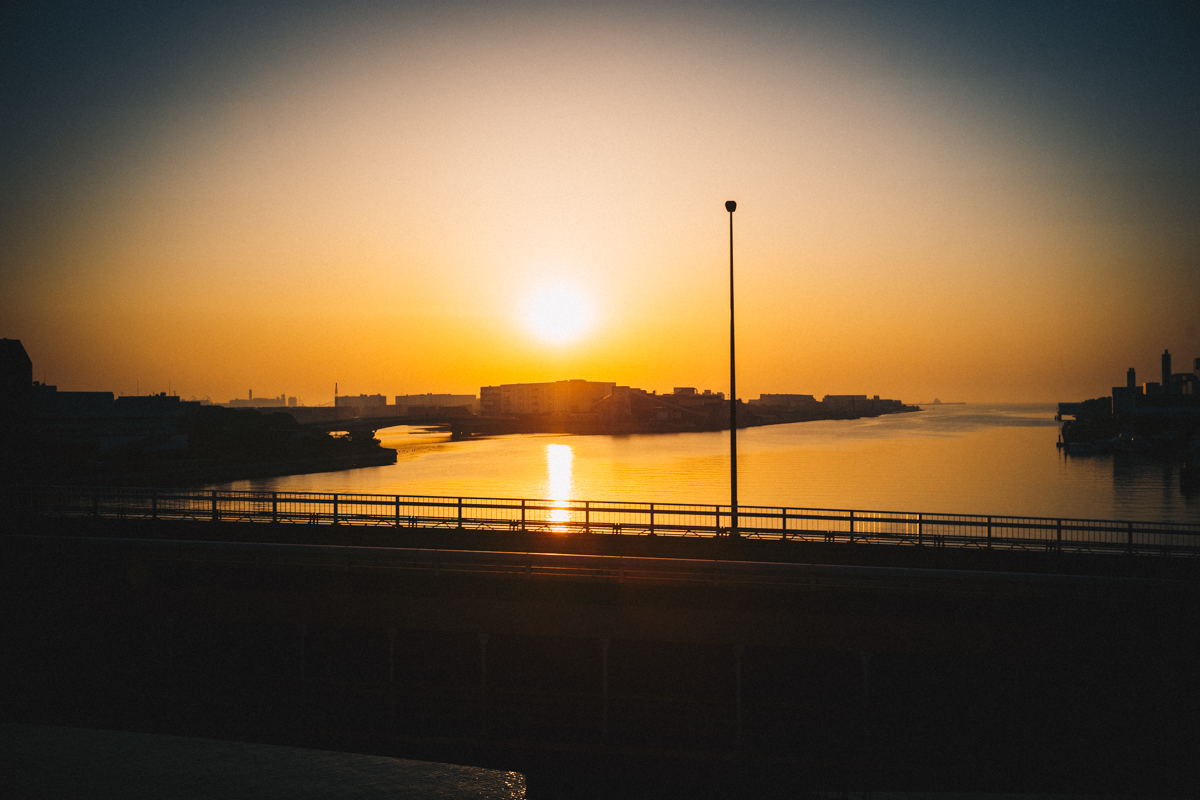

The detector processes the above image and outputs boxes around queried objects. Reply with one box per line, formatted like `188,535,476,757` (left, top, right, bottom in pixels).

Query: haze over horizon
3,1,1197,406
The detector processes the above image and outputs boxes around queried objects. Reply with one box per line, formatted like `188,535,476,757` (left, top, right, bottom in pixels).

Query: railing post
917,512,923,546
585,501,591,534
457,497,464,529
395,495,401,528
716,505,721,536
1056,519,1062,551
521,499,526,531
211,490,219,523
1127,520,1134,555
986,516,992,548
333,493,339,526
272,492,278,524
849,510,855,543
649,504,655,536
781,507,788,540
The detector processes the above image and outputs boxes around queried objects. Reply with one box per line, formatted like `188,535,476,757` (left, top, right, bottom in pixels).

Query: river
217,403,1200,524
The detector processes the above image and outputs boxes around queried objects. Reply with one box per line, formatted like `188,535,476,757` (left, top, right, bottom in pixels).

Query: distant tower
1162,350,1171,391
1127,367,1136,389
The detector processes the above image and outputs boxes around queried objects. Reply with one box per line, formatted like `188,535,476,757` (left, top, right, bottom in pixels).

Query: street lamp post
726,200,738,538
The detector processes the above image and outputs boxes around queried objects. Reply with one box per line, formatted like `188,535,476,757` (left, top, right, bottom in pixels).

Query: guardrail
3,485,1199,557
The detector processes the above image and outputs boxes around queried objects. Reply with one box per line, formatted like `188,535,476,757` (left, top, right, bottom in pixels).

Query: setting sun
522,284,595,346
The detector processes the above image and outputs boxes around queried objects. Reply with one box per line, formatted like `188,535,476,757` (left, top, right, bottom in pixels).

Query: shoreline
27,448,399,489
440,405,923,437
18,407,923,489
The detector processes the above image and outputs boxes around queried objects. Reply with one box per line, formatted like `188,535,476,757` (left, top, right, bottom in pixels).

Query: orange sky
3,2,1197,404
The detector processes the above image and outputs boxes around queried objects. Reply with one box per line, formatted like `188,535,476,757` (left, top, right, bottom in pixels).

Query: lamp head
725,200,737,213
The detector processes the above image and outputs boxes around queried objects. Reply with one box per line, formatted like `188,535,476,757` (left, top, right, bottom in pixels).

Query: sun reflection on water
546,443,574,529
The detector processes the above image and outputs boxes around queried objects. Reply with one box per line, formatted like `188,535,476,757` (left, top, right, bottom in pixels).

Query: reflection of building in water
395,393,478,414
481,380,615,416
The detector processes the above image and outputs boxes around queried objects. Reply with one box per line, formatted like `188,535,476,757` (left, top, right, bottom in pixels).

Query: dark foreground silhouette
2,512,1196,798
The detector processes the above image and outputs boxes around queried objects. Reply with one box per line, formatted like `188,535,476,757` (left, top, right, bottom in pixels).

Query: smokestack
1127,367,1136,389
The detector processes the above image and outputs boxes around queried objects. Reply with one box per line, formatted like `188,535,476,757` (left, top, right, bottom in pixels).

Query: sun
522,284,595,345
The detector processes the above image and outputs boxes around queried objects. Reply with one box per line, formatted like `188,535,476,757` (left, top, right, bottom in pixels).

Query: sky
2,0,1197,405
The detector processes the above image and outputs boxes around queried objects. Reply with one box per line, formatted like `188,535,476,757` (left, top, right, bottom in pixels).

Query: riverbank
42,448,399,488
8,404,399,488
447,404,922,436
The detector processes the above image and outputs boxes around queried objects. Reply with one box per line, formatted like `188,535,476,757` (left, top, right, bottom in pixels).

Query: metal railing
3,485,1199,557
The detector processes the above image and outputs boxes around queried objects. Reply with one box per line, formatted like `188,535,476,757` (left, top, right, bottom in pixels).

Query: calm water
221,403,1200,524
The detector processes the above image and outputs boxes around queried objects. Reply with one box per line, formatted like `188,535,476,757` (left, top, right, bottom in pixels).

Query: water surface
221,404,1200,524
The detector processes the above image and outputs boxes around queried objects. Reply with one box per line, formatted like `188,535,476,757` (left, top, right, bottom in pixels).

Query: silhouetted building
1171,373,1198,396
751,393,818,409
1112,382,1144,413
668,387,725,408
822,395,869,414
113,393,201,417
480,380,615,416
227,393,289,408
1064,346,1200,434
334,394,387,409
594,385,727,431
1,338,34,473
395,393,478,414
0,338,33,422
33,383,115,417
822,394,907,416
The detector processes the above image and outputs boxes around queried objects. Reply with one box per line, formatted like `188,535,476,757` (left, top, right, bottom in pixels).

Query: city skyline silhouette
3,6,1199,795
2,1,1197,406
